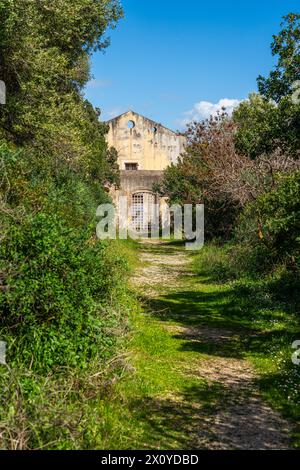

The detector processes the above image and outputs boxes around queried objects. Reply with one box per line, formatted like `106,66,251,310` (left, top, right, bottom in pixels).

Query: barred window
125,163,138,171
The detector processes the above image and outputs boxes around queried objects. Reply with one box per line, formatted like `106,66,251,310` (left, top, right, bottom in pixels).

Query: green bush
235,171,300,273
0,145,128,372
0,213,128,371
0,0,125,448
0,143,134,448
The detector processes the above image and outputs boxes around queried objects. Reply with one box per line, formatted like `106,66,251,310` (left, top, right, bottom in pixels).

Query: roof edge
106,110,183,136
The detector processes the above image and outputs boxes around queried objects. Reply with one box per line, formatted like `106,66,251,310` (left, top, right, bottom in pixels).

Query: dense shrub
195,172,300,305
0,145,128,372
235,171,300,275
0,1,126,449
0,214,128,371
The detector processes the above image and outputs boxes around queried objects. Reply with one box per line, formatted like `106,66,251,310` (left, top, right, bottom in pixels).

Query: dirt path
131,240,291,450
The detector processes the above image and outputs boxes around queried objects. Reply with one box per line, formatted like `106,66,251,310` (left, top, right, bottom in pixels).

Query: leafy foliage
234,13,300,159
0,143,127,372
0,1,128,449
157,114,241,239
233,93,300,159
236,171,300,273
0,0,122,185
257,13,300,102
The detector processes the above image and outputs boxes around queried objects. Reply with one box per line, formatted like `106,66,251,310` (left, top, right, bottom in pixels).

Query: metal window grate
125,163,138,171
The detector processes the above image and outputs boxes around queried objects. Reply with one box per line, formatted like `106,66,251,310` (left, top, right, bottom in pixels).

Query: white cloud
179,98,242,127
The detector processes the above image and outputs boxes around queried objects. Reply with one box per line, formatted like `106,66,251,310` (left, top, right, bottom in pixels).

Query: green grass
93,301,228,449
94,241,300,449
1,239,299,449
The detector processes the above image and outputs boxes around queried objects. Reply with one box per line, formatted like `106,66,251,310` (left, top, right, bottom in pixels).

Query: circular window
127,120,135,129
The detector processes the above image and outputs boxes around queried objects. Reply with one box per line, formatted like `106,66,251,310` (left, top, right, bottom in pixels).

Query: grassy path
106,240,292,449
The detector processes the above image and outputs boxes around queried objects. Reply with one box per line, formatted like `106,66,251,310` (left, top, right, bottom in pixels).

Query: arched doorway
131,191,157,232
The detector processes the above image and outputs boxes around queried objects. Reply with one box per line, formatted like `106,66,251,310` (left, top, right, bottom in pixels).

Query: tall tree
0,0,123,184
234,13,300,159
257,13,300,102
233,93,300,159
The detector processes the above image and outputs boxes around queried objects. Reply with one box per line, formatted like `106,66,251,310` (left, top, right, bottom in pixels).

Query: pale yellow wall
106,110,185,171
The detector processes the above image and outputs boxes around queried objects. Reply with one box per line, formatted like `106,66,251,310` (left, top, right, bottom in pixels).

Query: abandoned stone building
106,110,186,231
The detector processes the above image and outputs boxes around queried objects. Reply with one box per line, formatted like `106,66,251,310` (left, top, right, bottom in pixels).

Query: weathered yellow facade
106,110,186,231
106,110,186,171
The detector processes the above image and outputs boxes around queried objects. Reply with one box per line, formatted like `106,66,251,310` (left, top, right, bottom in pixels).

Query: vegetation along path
120,240,292,450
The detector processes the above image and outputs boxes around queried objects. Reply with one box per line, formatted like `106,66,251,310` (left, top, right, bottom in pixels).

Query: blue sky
84,0,300,130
